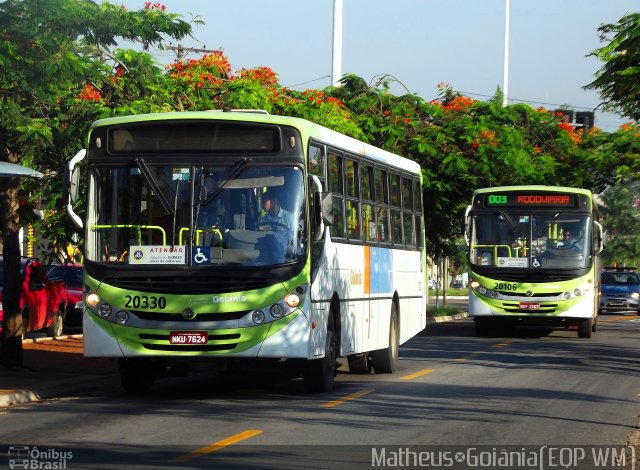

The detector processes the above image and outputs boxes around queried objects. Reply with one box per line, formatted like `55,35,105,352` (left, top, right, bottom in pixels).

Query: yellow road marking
321,389,373,408
455,353,480,362
401,369,434,380
171,429,263,462
598,315,637,324
492,340,512,348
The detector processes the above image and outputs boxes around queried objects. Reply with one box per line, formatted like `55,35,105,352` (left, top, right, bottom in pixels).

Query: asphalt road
2,315,639,469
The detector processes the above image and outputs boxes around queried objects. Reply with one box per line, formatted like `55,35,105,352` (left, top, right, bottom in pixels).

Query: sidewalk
0,336,118,408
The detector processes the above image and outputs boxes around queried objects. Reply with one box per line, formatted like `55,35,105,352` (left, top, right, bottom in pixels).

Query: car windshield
48,266,83,288
470,212,592,269
601,272,640,285
86,164,307,268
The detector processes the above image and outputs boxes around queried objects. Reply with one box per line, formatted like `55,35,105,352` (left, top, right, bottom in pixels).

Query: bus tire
371,304,398,374
46,310,64,338
347,353,372,374
578,319,593,338
119,358,156,393
303,315,337,392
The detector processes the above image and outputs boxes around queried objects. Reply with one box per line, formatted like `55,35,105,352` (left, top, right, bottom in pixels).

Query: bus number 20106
494,282,517,291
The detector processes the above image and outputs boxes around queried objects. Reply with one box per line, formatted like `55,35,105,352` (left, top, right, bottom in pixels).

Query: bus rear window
108,122,282,154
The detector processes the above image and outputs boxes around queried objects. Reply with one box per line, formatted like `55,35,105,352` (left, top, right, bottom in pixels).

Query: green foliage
585,13,640,120
599,183,640,267
3,3,640,266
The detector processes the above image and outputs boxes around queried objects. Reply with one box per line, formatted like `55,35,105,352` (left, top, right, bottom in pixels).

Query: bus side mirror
309,175,333,242
463,205,472,246
593,221,604,255
66,149,86,230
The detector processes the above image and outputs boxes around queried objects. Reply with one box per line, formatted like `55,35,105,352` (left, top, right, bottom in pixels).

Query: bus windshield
86,164,306,267
470,212,592,269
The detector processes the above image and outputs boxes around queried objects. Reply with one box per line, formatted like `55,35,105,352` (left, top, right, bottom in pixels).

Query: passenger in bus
258,188,293,232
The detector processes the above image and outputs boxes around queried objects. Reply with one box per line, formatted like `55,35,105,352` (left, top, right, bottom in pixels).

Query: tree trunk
0,148,23,368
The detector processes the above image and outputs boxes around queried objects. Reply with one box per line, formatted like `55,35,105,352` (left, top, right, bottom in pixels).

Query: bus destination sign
484,193,577,208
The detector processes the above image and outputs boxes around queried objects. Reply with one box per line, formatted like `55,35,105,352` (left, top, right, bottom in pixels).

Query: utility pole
331,0,343,87
502,0,510,106
167,44,219,61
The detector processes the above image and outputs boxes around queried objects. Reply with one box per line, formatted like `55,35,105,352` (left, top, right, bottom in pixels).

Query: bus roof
472,185,592,197
90,111,421,175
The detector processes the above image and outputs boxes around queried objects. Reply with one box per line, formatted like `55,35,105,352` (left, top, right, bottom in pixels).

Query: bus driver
259,188,293,231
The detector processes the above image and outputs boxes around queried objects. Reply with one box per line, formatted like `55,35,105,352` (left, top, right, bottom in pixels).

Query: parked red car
0,256,68,338
47,264,83,325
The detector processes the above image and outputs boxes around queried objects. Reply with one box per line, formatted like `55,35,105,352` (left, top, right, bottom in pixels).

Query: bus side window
328,151,345,238
309,144,325,181
345,158,361,240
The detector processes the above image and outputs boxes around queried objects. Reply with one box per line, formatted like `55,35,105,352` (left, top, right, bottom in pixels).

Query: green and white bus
464,186,603,338
67,111,427,392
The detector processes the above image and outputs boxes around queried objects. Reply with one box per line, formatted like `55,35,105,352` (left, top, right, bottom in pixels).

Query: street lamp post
331,0,343,87
503,0,510,106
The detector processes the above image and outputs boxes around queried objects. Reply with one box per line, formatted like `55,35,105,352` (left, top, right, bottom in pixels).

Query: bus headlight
86,292,100,308
251,310,266,324
573,288,583,297
470,281,480,289
98,303,112,317
564,292,572,300
115,311,129,324
285,293,300,308
270,303,285,319
631,292,640,299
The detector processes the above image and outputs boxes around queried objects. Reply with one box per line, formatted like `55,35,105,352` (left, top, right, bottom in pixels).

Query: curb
22,333,84,344
426,312,469,324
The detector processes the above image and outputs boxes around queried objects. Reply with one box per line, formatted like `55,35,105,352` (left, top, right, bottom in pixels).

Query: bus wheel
371,304,398,374
46,310,63,338
119,358,156,393
303,316,337,392
347,353,372,374
578,319,593,339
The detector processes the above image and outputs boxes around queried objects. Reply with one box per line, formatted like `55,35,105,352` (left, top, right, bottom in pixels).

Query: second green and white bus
67,111,427,392
464,185,603,338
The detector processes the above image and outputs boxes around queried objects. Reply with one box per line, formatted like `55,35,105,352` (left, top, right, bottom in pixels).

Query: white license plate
169,331,208,345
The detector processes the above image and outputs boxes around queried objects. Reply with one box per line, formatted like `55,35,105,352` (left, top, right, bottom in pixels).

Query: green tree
585,12,640,120
0,0,193,367
599,183,640,267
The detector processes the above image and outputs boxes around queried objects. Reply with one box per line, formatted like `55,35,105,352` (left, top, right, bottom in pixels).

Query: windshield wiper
541,212,562,237
135,157,175,217
498,210,520,238
204,157,251,206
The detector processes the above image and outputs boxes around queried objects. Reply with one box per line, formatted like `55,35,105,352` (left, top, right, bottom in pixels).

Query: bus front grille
131,311,248,322
141,343,238,352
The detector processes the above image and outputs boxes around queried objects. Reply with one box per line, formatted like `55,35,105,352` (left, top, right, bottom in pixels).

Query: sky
117,0,638,132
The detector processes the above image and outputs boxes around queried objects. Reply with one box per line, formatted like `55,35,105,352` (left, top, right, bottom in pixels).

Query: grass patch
426,305,463,317
429,288,468,297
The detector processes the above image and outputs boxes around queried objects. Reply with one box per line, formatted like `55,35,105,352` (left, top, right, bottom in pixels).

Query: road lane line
171,429,263,462
321,389,373,408
401,369,434,380
455,353,480,362
492,340,512,348
598,315,638,324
